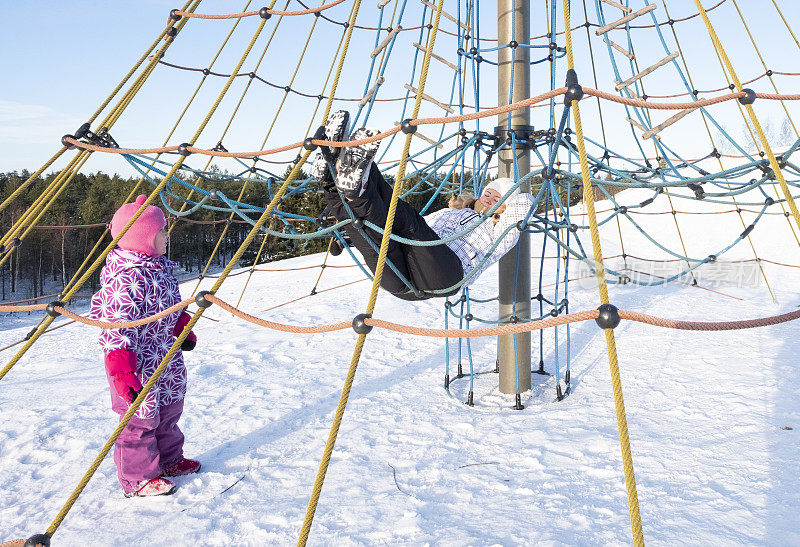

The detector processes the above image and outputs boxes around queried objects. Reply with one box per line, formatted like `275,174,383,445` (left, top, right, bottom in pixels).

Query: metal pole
497,0,531,398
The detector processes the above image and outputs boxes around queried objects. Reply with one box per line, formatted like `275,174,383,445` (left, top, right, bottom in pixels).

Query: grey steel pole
497,0,531,399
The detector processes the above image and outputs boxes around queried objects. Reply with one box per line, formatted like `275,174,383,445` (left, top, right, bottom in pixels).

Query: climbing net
3,0,800,545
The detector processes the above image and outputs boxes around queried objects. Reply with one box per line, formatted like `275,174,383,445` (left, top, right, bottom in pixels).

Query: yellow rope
661,0,783,298
692,0,800,236
562,1,644,545
297,1,447,544
771,0,800,53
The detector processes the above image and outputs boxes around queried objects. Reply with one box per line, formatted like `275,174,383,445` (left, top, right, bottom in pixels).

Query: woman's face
154,227,169,256
478,188,501,208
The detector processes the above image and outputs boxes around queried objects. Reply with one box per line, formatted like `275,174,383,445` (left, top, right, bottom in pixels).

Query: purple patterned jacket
89,248,187,418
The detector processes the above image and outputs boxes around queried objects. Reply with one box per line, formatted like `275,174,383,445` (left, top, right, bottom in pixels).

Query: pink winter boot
162,458,201,477
124,477,175,498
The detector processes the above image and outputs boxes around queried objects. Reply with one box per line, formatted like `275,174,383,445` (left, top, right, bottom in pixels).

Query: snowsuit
89,248,188,492
325,163,535,300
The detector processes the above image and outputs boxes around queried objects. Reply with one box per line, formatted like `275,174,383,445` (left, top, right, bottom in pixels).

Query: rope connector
178,143,193,156
707,254,717,263
169,8,182,21
25,534,51,547
595,303,621,329
208,190,219,201
400,119,417,134
464,313,473,321
765,197,775,206
61,134,78,150
195,291,214,308
738,88,757,105
564,69,584,104
259,7,272,18
303,137,318,151
166,26,178,37
352,313,373,335
46,301,64,318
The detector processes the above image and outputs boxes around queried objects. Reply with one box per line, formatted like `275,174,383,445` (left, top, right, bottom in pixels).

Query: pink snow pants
110,392,184,493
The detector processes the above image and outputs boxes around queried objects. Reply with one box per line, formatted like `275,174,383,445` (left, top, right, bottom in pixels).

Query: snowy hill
1,189,799,545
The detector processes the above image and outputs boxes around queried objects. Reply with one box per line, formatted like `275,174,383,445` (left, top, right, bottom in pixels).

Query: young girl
89,195,200,497
314,111,535,300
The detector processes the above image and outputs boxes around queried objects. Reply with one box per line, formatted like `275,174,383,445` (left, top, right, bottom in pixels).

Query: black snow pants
324,163,463,300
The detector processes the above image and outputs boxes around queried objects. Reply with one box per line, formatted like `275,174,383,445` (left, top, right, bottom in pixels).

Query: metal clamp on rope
738,88,756,105
595,303,620,329
195,291,214,308
400,118,417,134
352,313,373,334
46,301,65,318
24,534,51,547
564,69,583,105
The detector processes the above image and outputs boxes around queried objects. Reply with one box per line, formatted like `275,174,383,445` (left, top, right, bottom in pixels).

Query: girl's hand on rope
105,349,143,404
173,311,198,351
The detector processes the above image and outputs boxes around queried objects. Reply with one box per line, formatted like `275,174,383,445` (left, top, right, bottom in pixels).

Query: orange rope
174,0,347,19
62,87,800,157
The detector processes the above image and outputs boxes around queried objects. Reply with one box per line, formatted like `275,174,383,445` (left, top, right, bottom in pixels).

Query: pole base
513,394,525,410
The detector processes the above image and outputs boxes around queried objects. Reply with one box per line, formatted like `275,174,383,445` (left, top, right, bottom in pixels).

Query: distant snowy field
1,189,799,545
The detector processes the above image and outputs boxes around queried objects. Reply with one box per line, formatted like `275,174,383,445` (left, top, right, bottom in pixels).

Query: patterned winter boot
309,110,350,181
334,127,381,198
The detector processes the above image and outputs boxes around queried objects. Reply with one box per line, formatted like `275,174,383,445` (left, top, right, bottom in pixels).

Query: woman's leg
326,164,463,298
324,176,415,298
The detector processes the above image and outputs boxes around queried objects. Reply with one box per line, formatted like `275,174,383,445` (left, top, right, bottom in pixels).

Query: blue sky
2,0,799,177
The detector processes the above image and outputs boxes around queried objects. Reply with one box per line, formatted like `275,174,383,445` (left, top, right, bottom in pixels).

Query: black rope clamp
61,134,78,150
352,313,373,334
738,88,757,105
207,190,219,201
400,119,417,134
212,141,228,153
303,137,318,151
195,291,214,308
686,183,705,200
25,534,51,547
259,7,272,19
166,26,178,37
595,303,620,329
46,301,64,318
765,197,775,206
564,69,583,104
178,143,193,156
169,8,182,21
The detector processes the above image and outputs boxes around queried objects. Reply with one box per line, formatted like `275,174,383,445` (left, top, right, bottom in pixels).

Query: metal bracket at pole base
533,360,549,375
513,393,525,410
467,391,474,406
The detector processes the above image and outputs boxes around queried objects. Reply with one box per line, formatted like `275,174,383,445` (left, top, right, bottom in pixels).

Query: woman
314,111,534,300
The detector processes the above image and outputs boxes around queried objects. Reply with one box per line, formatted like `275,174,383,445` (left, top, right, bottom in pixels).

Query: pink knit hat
110,195,166,256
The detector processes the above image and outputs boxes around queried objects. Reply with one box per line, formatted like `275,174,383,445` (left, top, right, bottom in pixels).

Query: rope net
3,0,800,544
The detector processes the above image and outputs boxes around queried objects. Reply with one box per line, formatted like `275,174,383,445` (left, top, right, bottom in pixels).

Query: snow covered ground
1,188,799,545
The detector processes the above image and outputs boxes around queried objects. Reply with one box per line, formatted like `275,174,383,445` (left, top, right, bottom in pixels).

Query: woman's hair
448,191,477,210
449,191,505,221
